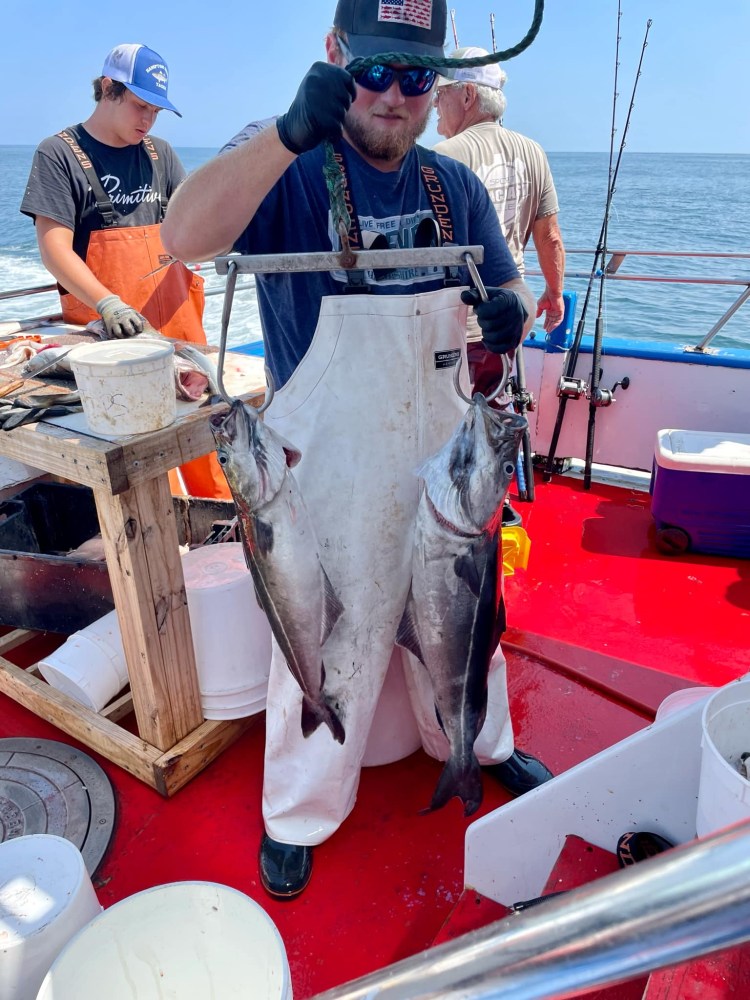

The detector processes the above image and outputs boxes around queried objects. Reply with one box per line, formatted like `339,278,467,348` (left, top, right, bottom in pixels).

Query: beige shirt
435,122,558,341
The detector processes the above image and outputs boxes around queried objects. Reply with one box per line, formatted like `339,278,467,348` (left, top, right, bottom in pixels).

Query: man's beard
344,104,431,162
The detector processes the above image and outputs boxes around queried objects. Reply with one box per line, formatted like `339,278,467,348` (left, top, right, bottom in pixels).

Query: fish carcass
210,399,346,744
397,393,527,815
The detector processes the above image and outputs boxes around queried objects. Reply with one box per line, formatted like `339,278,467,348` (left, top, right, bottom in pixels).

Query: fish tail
301,695,346,745
429,753,483,817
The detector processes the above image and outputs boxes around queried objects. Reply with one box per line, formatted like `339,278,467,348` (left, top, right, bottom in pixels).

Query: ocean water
1,145,748,351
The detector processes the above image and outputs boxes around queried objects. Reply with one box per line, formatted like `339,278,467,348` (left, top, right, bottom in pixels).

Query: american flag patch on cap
378,0,433,30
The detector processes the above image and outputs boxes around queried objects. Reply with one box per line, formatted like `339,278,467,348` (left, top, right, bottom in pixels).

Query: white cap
436,47,506,90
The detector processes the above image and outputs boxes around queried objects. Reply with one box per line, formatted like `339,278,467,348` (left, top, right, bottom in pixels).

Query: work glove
95,295,146,339
276,62,356,155
460,287,528,355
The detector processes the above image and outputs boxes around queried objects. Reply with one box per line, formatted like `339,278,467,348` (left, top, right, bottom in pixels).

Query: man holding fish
163,0,553,900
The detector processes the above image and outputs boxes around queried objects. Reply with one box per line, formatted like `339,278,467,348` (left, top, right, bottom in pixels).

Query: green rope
347,0,544,75
325,0,545,261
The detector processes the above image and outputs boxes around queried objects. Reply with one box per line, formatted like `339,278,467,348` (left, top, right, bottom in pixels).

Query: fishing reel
590,376,630,407
557,375,588,400
557,373,630,406
508,375,535,413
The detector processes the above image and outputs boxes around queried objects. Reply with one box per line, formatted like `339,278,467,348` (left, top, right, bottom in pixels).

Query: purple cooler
650,429,750,558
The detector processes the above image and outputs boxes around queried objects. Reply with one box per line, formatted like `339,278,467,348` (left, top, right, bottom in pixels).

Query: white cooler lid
656,429,750,474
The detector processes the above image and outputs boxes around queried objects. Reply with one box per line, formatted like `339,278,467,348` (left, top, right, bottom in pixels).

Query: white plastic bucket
655,686,716,723
0,834,101,1000
182,543,272,720
69,339,175,436
37,610,128,712
36,881,292,999
696,680,750,837
362,649,422,767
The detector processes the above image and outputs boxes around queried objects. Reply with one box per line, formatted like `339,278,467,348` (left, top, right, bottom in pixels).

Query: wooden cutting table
0,347,266,796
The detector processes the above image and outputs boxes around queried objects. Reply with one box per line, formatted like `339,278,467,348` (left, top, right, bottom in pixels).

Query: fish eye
217,451,228,466
503,462,515,476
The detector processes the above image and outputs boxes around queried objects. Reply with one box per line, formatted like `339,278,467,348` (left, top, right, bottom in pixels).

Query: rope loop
346,0,544,75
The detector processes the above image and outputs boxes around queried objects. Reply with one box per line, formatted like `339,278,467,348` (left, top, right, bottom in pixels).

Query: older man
434,47,565,333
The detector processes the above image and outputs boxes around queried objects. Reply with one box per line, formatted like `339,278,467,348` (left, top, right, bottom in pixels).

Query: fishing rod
583,0,624,489
583,16,652,489
485,11,535,499
542,10,650,482
450,8,460,49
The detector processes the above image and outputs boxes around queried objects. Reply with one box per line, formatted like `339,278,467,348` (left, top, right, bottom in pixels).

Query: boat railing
312,818,750,1000
525,248,750,352
3,250,748,352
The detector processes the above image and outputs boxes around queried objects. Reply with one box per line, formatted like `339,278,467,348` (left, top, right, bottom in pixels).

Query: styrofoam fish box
650,429,750,557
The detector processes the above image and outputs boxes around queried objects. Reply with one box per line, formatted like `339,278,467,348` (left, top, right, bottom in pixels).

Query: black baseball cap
333,0,447,59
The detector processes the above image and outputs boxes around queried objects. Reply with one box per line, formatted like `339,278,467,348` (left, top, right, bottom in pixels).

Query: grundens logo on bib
378,0,433,29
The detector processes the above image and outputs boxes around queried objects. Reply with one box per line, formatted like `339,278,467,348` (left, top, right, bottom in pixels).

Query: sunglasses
351,63,437,97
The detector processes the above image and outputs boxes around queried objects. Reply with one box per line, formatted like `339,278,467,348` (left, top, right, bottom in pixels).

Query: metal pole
691,285,750,352
312,821,750,1000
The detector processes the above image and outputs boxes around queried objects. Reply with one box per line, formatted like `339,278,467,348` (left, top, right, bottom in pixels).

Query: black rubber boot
259,834,313,899
484,749,554,797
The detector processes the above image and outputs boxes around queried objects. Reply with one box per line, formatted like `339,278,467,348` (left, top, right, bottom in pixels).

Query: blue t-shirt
234,138,519,388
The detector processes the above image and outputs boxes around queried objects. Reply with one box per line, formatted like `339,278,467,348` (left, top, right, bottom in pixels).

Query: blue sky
3,1,748,154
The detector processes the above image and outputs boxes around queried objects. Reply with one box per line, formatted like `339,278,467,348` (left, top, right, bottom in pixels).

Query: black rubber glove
276,62,356,155
461,287,528,355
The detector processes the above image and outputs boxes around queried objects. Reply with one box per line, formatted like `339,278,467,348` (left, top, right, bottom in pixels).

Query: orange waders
57,130,230,500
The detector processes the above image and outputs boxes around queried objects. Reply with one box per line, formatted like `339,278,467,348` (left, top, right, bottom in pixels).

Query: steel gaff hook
216,259,240,406
217,260,274,414
463,251,510,402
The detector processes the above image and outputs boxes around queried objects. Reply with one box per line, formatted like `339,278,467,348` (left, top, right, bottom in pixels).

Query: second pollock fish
397,393,526,815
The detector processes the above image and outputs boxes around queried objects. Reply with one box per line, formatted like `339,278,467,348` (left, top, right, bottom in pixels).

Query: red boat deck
2,471,748,997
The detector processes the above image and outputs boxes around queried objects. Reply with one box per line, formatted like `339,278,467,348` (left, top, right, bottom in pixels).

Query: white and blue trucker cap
102,44,181,116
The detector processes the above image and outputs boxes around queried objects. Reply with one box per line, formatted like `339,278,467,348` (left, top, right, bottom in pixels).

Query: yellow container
502,525,531,576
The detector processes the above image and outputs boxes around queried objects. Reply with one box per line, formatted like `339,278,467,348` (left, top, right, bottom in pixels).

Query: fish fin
454,551,482,599
320,567,345,645
253,517,274,558
301,693,346,745
429,754,484,817
395,592,425,665
491,589,508,653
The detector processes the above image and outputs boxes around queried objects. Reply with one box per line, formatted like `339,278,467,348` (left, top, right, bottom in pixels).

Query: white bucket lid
37,881,291,999
70,339,174,377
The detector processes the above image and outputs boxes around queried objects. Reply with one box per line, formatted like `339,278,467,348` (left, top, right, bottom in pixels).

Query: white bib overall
262,286,513,845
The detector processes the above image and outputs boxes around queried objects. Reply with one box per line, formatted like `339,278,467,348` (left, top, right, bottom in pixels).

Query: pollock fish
396,394,527,815
210,399,346,744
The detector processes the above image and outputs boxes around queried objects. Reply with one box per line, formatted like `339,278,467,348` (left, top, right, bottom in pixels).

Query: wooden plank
94,476,203,750
117,389,266,490
0,629,39,655
153,715,259,797
0,421,129,492
214,245,486,274
0,655,160,787
100,690,134,724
